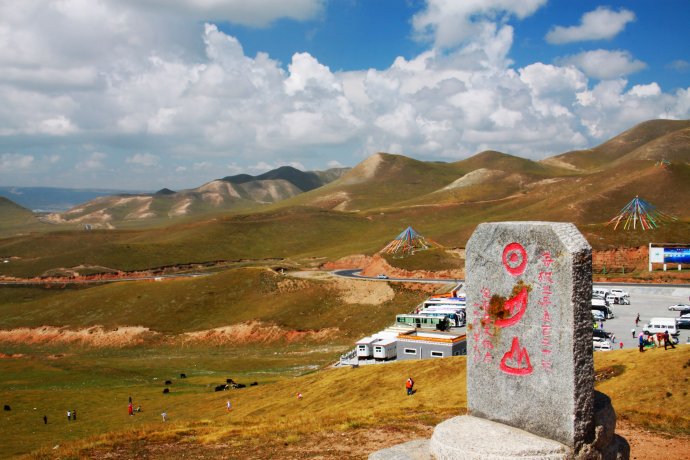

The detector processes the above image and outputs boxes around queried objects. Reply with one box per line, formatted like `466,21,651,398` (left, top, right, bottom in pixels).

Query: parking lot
594,284,690,349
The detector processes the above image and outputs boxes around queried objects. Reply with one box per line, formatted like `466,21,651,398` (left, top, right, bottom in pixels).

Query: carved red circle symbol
502,243,527,276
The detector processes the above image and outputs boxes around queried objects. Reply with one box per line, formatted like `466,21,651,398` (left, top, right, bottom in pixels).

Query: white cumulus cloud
558,50,646,80
546,7,635,44
0,0,688,190
412,0,546,49
129,0,324,27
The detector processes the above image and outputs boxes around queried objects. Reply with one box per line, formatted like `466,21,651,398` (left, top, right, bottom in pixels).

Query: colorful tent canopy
379,226,440,256
606,196,676,230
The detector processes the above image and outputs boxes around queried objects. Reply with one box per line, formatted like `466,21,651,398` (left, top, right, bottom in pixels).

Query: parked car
376,274,389,279
609,288,629,298
592,288,610,299
592,296,610,307
593,337,612,351
677,313,690,329
609,295,630,305
592,310,606,322
593,328,616,342
668,303,690,311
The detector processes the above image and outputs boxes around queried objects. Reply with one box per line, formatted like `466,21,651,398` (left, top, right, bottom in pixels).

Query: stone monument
370,222,629,459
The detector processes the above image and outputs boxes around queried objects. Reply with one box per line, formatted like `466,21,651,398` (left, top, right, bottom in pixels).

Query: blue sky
0,0,688,191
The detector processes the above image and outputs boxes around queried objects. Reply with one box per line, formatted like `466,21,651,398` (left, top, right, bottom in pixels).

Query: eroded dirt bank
0,322,340,348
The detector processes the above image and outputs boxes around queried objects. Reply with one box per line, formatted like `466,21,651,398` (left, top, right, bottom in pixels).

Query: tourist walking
406,377,414,396
67,410,71,421
161,411,167,422
128,403,134,416
635,313,640,326
226,400,232,412
43,415,47,424
631,328,635,338
663,330,676,350
638,333,645,352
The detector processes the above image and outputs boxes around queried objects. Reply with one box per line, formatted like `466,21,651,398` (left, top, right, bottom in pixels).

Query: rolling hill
541,119,690,171
0,119,688,279
0,196,42,234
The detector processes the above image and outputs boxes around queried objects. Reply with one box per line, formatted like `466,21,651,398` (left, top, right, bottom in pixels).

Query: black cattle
214,384,228,392
3,405,10,411
235,383,246,389
164,380,172,385
226,378,236,385
250,382,258,386
180,373,187,378
163,388,170,394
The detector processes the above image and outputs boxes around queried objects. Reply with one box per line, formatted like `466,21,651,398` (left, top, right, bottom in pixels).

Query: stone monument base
430,416,569,459
369,392,629,460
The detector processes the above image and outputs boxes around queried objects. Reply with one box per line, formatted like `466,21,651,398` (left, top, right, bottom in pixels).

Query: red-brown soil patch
180,321,340,345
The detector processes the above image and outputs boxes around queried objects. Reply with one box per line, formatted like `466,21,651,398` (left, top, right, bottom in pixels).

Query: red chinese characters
538,251,554,373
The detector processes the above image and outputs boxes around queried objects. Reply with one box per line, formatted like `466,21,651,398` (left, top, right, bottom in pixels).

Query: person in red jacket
406,377,414,396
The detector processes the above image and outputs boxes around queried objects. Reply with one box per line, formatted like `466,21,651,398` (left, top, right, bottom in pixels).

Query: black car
593,328,615,341
677,314,690,329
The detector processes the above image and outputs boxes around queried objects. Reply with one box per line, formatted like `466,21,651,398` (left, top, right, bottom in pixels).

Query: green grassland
1,346,688,458
0,268,428,337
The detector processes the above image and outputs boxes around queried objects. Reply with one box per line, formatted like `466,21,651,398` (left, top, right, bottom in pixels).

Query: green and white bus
395,314,452,330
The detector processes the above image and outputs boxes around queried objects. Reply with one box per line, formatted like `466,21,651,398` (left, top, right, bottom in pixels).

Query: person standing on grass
72,409,76,421
226,400,232,412
67,410,71,421
638,333,645,352
128,403,133,416
663,330,676,350
406,377,414,396
43,415,47,425
161,411,167,422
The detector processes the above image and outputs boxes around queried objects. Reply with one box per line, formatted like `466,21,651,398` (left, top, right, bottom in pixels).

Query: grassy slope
0,197,47,237
548,119,690,171
0,268,427,338
1,347,687,458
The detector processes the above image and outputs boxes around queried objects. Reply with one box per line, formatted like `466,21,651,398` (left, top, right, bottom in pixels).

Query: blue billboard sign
664,248,690,264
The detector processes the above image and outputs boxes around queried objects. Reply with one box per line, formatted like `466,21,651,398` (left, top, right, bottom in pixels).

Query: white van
643,317,679,337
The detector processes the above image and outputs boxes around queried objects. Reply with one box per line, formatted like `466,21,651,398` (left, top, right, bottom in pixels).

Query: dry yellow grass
21,346,690,459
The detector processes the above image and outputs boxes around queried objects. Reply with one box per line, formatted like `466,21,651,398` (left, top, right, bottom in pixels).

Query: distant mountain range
38,166,350,226
0,119,688,239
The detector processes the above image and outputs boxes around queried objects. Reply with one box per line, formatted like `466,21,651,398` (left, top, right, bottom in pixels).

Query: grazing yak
163,388,170,394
